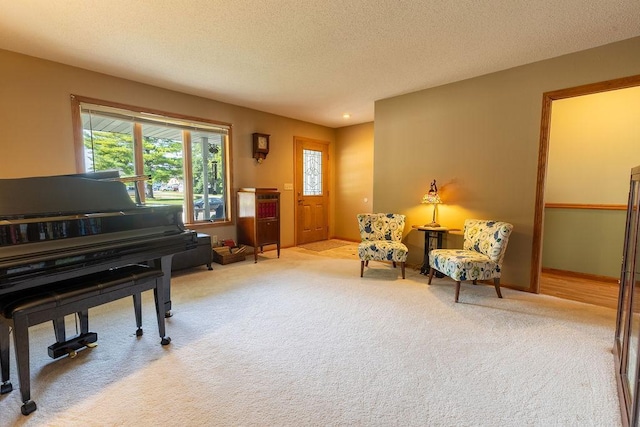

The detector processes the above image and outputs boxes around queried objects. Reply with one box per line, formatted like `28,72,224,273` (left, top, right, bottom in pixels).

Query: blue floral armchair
357,213,408,279
428,219,513,302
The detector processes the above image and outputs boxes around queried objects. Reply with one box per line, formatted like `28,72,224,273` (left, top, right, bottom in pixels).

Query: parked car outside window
194,196,224,220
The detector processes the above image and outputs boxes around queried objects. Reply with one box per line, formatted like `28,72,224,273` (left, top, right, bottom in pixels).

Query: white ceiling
1,1,639,128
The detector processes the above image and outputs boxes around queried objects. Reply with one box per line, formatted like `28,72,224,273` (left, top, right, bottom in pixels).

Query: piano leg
78,310,89,335
132,294,143,336
12,315,37,415
153,277,171,346
151,255,174,318
0,320,12,394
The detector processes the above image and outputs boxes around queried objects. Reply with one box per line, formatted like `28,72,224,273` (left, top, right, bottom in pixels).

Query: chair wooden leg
494,278,503,298
472,280,478,285
428,268,435,285
392,261,397,268
360,261,365,277
455,281,461,303
400,262,405,279
365,260,369,267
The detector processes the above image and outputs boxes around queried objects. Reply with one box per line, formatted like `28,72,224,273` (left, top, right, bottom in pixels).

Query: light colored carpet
0,243,621,426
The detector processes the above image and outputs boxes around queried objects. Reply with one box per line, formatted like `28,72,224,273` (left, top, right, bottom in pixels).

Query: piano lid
0,173,136,218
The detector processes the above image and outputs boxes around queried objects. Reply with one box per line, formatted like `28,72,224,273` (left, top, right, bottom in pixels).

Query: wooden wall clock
252,133,270,163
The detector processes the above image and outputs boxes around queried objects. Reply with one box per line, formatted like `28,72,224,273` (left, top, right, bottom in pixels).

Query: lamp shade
422,191,442,204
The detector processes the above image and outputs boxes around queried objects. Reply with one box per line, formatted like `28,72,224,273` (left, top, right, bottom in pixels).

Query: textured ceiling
1,1,639,128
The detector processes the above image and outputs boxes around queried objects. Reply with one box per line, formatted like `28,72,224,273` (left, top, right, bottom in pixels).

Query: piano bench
0,264,169,416
171,233,213,271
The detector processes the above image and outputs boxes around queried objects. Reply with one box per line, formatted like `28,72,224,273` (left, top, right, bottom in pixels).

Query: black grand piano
0,171,198,415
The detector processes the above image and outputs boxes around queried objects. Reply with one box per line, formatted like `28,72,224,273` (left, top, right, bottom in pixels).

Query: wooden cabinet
237,188,280,263
615,165,640,427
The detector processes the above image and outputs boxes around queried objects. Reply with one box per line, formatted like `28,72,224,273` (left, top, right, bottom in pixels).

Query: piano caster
68,350,77,359
1,381,12,394
21,400,37,416
136,328,143,337
164,310,173,318
161,336,171,346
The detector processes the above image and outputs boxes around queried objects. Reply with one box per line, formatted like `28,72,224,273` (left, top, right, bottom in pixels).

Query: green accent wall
542,208,625,278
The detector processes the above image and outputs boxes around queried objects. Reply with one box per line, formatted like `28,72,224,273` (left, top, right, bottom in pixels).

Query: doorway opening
531,75,640,303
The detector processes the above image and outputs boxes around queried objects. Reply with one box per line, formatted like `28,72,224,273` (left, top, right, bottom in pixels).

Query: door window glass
303,149,322,196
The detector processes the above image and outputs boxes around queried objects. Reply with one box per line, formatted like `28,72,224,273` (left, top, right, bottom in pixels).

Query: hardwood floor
539,268,619,310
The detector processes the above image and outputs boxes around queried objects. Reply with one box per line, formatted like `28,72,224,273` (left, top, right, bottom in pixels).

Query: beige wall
546,86,640,204
0,49,336,248
374,36,640,290
334,122,374,241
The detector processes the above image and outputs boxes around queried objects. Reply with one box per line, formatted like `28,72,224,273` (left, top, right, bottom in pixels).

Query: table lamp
421,179,442,227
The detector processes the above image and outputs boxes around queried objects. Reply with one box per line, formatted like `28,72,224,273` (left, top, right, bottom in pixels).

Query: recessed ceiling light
342,113,351,119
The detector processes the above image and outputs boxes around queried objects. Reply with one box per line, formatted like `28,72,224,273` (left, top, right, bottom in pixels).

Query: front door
294,136,329,245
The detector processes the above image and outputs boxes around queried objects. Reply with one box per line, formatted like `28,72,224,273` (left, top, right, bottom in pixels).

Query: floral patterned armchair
428,219,513,302
357,213,408,279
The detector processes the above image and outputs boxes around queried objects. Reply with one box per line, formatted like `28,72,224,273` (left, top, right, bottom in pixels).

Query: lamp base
424,222,440,228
